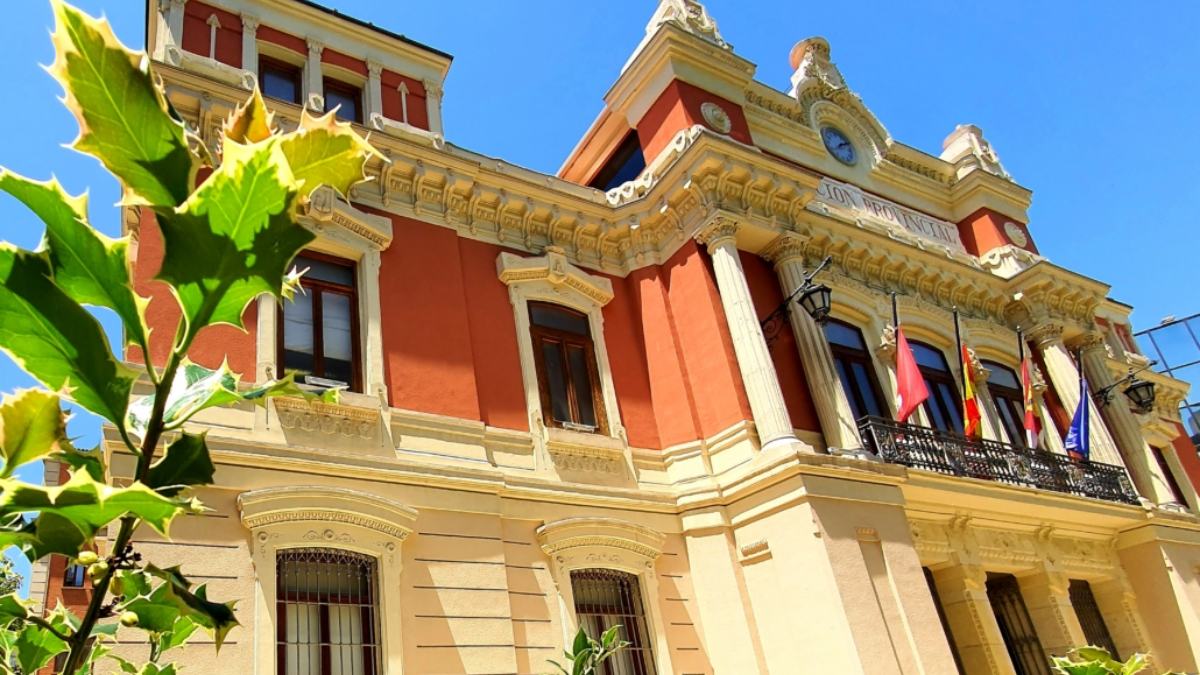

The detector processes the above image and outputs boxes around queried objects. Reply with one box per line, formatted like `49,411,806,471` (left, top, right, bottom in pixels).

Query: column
932,562,1015,675
764,234,858,451
304,38,325,113
423,78,444,135
156,0,187,64
1028,323,1123,466
1090,575,1152,665
696,218,799,451
1075,332,1183,506
241,14,259,79
1017,567,1085,658
366,60,384,124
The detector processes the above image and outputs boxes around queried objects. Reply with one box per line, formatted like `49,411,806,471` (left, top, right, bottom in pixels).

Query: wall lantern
797,284,832,324
1095,362,1158,415
761,255,833,347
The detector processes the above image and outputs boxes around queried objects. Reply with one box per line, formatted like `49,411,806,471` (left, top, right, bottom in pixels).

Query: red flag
961,345,982,439
895,328,929,422
1020,358,1042,448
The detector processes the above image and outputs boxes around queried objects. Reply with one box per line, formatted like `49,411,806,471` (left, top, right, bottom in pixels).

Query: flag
1020,358,1042,448
895,328,929,423
961,345,982,439
1064,375,1090,461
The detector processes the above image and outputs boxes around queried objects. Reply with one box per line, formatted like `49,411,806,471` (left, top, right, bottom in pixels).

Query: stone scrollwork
538,517,666,574
273,396,379,440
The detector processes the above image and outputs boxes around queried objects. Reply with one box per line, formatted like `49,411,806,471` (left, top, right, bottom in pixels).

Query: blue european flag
1065,375,1090,461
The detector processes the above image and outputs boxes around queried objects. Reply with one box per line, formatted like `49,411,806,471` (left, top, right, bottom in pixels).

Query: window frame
983,360,1029,447
570,569,657,675
259,55,302,105
824,318,888,421
910,341,963,434
62,561,86,589
276,548,380,675
276,251,363,393
529,302,608,435
323,77,363,123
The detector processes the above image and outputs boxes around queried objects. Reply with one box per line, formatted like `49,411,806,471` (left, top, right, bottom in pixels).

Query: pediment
788,37,891,165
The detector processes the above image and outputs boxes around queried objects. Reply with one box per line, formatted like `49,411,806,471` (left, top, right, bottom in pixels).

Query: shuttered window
571,569,656,675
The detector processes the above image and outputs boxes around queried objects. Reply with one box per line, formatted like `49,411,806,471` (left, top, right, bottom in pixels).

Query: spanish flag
1018,334,1043,449
961,345,982,439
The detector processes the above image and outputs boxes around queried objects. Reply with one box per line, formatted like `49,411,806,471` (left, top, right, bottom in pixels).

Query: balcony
857,417,1140,505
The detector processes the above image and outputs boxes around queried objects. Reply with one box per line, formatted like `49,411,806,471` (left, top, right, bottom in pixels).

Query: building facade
30,1,1200,673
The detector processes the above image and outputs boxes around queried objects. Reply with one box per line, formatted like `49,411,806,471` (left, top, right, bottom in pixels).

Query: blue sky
1,1,1197,593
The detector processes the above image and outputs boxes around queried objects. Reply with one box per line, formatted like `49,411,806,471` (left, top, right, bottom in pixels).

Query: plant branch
26,615,71,642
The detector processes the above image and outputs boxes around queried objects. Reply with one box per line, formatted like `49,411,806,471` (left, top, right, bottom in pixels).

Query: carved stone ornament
497,247,614,307
645,0,729,50
304,185,394,249
1003,221,1029,247
700,101,732,134
239,485,418,544
273,396,379,439
537,517,666,574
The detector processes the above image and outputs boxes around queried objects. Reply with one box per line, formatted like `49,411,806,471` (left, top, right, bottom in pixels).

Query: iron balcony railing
857,416,1140,505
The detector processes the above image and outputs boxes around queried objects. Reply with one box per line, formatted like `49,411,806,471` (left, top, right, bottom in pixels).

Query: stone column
366,60,384,123
1018,567,1085,658
932,562,1015,675
1090,574,1152,665
241,15,259,78
156,0,187,65
764,234,858,451
964,348,1007,442
1075,332,1182,506
423,78,444,135
1028,323,1122,466
696,218,799,451
304,38,325,113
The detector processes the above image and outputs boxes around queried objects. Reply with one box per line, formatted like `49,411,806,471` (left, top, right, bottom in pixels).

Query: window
910,342,962,434
984,361,1028,447
1068,580,1118,658
922,568,964,674
571,569,656,675
529,302,606,433
587,132,647,192
260,56,302,104
63,562,86,588
278,253,361,391
1151,446,1188,505
986,573,1049,675
277,548,380,675
324,79,362,123
824,319,887,421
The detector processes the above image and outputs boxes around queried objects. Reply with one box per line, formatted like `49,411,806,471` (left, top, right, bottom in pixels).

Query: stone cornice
238,485,418,540
497,247,614,306
536,517,666,561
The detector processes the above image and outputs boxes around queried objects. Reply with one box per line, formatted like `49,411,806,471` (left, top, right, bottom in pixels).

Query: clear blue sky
1,1,1197,593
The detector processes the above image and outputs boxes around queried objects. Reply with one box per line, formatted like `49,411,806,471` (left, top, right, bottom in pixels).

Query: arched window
277,548,380,675
983,360,1026,446
571,569,657,675
529,301,607,434
824,319,887,420
910,342,962,433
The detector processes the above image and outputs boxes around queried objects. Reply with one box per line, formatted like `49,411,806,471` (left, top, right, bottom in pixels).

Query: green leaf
48,0,195,207
0,472,198,558
58,444,106,482
571,626,589,656
224,87,274,145
0,245,135,427
147,432,214,496
156,614,199,654
278,108,382,200
157,137,312,346
0,171,150,351
0,593,29,627
13,619,69,673
0,389,66,477
145,565,238,649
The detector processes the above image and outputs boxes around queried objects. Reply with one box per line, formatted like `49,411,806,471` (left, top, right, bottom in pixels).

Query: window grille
986,573,1050,675
1068,579,1119,658
276,548,380,675
570,569,656,675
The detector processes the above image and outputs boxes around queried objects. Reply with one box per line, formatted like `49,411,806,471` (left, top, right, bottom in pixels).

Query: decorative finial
939,124,1011,180
645,0,729,50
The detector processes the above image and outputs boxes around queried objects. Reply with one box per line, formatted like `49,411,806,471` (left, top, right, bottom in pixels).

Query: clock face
821,126,857,165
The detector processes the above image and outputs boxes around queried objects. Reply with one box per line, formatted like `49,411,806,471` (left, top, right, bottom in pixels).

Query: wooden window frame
323,77,363,123
276,548,379,675
825,319,888,421
528,301,608,435
276,251,362,392
259,55,302,105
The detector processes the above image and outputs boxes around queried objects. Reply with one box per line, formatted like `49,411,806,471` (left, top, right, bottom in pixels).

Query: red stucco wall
955,207,1038,257
181,0,243,68
636,80,753,161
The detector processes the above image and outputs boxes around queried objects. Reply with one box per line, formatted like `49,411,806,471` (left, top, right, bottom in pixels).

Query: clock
821,126,857,165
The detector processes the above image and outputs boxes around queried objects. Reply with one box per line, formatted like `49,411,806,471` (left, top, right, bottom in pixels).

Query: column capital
762,232,808,267
1028,321,1064,347
367,60,384,78
306,38,325,57
165,0,187,8
695,216,739,254
1070,329,1107,355
422,78,443,98
241,14,259,35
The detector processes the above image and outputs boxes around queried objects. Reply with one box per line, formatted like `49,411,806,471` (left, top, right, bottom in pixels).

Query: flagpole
1017,326,1025,363
954,307,965,435
891,292,899,329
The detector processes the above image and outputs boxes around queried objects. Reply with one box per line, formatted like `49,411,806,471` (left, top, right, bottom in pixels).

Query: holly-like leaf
147,432,214,497
0,389,66,477
279,107,382,201
0,246,135,427
0,593,29,627
48,0,195,207
0,170,149,351
156,614,199,654
58,444,106,482
0,472,198,558
224,87,273,145
156,137,312,346
144,565,238,649
14,621,69,673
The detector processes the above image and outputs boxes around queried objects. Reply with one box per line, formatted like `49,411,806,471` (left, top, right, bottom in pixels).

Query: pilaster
764,234,858,451
305,38,325,113
932,562,1014,675
423,78,444,135
156,0,187,65
366,60,384,122
1016,567,1085,658
241,15,259,79
696,218,798,451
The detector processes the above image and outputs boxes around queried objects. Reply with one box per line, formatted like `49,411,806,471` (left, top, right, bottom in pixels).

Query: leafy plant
549,625,631,675
0,1,377,672
1051,647,1179,675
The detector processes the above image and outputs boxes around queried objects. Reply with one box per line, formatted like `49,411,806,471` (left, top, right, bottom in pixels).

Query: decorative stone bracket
305,185,393,250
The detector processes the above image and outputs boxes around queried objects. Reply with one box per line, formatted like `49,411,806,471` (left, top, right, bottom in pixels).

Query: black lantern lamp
1123,377,1156,414
798,283,832,324
760,256,833,347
